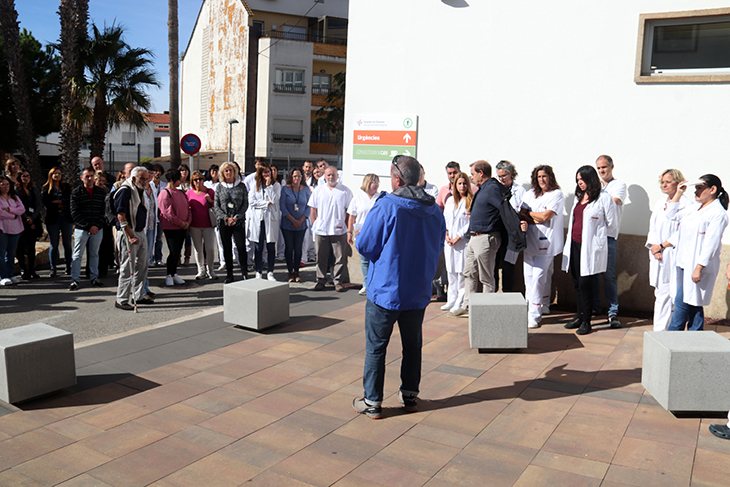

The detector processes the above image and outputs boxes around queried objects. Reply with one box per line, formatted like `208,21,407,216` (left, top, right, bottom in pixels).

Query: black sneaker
398,391,418,412
564,317,582,329
608,315,621,328
352,397,382,419
115,301,134,311
314,282,325,291
576,321,592,335
68,281,79,291
91,278,104,287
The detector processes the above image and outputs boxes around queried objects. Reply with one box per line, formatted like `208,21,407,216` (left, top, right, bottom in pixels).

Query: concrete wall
247,0,348,19
343,0,730,317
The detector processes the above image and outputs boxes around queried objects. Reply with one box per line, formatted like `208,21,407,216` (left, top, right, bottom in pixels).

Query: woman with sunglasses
645,169,689,331
15,168,43,280
41,167,73,277
659,175,729,331
187,171,217,280
247,162,281,280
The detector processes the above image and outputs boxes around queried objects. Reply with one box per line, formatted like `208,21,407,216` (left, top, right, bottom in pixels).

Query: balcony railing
310,132,335,144
312,86,330,96
260,30,347,46
272,133,304,143
273,84,306,94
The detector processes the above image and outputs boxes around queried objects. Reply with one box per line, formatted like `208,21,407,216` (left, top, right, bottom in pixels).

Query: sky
15,0,203,114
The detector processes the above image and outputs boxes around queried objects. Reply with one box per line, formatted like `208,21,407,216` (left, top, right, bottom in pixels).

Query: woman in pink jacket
158,168,192,286
0,175,26,286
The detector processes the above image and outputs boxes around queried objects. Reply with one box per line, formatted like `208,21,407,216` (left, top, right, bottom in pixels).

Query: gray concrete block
468,292,528,349
642,331,730,412
0,323,76,404
223,279,290,331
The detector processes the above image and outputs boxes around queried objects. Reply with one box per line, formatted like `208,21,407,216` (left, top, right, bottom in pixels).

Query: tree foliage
313,71,345,149
0,28,61,153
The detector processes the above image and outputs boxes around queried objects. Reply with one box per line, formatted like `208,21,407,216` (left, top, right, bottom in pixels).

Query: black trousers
219,223,248,278
164,229,186,276
569,240,598,322
16,229,37,275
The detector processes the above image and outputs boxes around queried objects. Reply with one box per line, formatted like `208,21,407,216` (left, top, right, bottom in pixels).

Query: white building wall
255,38,315,160
247,0,348,18
344,0,730,239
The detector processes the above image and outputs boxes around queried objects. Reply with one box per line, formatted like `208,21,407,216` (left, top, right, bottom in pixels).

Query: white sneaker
440,302,455,311
358,287,367,296
0,278,12,286
217,264,225,271
10,276,20,284
165,275,174,286
255,272,262,279
449,307,468,317
172,274,185,285
208,270,218,280
528,317,540,329
267,272,276,281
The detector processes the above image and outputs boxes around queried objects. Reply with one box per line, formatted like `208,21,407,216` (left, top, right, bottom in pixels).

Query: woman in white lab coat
520,165,564,328
442,172,472,313
247,163,281,281
662,174,729,331
561,166,616,335
645,169,688,331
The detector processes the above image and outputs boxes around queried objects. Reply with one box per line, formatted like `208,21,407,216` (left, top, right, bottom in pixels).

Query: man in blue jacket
353,155,446,419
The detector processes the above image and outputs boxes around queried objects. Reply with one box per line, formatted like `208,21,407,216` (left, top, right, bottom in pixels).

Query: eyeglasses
497,174,510,181
392,156,406,181
21,174,30,178
193,178,204,182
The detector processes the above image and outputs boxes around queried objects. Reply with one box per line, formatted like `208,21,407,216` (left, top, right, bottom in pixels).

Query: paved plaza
1,288,730,486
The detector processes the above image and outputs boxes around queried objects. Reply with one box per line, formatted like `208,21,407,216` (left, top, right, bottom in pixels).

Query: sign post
351,114,418,176
180,133,201,171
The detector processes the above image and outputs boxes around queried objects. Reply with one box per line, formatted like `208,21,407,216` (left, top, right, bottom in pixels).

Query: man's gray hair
496,160,517,178
130,166,147,179
393,156,420,185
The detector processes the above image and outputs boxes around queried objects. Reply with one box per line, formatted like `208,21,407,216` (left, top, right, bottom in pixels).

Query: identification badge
227,202,234,209
294,204,299,212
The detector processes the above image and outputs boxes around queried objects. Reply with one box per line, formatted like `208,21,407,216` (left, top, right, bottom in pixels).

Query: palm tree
168,0,180,168
76,23,159,160
0,0,42,182
58,0,87,183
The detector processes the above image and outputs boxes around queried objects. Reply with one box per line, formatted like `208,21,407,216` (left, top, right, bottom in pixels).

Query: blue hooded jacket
356,186,446,311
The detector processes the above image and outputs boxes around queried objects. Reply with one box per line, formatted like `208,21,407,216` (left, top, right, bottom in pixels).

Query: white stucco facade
344,0,730,239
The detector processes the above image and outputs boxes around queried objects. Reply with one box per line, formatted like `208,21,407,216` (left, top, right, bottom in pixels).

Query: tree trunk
58,0,88,183
88,88,108,160
168,0,181,169
0,0,42,184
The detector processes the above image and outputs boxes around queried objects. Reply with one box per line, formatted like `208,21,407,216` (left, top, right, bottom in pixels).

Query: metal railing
312,86,330,95
273,84,306,94
260,30,347,46
272,133,304,143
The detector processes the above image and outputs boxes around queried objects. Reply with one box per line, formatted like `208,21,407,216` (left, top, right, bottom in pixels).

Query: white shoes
449,307,468,317
359,287,367,296
267,272,276,281
255,272,263,279
0,278,12,286
165,275,174,287
208,270,218,280
172,274,185,285
440,302,455,311
528,317,541,329
217,264,226,271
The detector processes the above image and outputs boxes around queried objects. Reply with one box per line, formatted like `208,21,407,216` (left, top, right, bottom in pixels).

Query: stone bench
223,279,290,331
0,323,76,404
642,331,730,412
469,292,528,349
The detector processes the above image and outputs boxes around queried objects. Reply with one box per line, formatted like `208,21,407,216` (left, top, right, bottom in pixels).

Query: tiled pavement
1,295,730,486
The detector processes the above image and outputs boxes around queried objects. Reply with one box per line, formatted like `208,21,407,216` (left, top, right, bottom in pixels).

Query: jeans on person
360,253,370,287
154,219,164,262
164,228,186,276
594,236,619,316
0,232,21,279
254,221,275,274
71,228,103,282
667,268,704,331
47,214,73,272
146,228,155,264
362,299,425,405
282,228,305,273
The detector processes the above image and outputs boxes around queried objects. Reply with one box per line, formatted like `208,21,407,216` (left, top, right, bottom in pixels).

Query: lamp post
227,118,239,162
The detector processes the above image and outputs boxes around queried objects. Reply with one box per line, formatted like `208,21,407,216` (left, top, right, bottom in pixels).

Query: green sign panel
353,145,417,161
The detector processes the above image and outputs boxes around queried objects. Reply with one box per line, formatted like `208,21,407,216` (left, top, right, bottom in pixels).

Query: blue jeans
154,220,164,262
47,215,73,271
281,228,305,273
363,299,425,405
668,268,704,331
594,236,619,316
360,253,370,287
0,232,21,279
71,228,103,281
146,228,155,263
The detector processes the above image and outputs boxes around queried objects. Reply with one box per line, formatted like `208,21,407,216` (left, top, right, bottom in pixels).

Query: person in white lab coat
645,169,688,331
442,172,473,313
561,166,616,335
247,163,281,281
494,160,525,292
662,174,729,331
520,165,564,328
